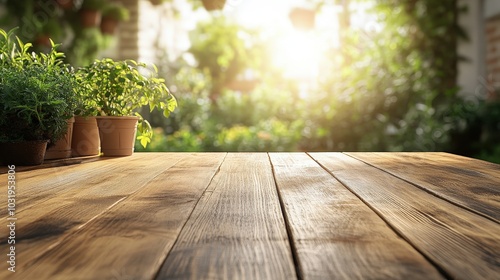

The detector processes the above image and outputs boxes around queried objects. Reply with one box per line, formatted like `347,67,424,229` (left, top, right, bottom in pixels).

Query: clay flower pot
56,0,74,10
71,116,100,157
0,140,48,166
35,35,51,47
81,9,102,28
289,7,316,30
45,117,75,160
202,0,226,11
96,116,139,156
100,17,118,35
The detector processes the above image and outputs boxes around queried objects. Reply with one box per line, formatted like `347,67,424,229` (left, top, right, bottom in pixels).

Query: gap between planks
16,153,226,279
308,152,500,280
155,153,297,280
267,153,304,280
0,153,185,277
344,152,500,224
271,152,444,280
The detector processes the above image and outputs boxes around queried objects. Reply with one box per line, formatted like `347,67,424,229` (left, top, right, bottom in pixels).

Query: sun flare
271,31,323,80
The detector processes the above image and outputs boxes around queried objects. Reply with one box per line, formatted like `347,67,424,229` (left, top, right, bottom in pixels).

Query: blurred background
1,0,499,163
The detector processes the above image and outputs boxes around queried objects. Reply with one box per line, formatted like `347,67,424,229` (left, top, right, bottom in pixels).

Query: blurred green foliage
136,0,500,163
0,0,116,66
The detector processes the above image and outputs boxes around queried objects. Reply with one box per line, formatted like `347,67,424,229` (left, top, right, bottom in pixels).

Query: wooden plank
17,153,226,279
0,155,101,174
310,152,500,280
425,152,500,180
0,154,152,212
0,153,184,276
269,153,443,279
157,153,297,279
347,152,500,223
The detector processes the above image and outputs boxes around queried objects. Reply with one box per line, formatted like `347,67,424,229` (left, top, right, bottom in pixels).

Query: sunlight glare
271,31,322,81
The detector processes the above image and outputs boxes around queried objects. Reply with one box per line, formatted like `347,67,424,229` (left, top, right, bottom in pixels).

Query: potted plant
0,29,77,165
71,116,100,157
100,3,130,35
71,74,101,157
35,19,64,49
289,7,316,30
202,0,226,11
77,58,177,156
44,117,76,160
56,0,75,10
80,0,106,28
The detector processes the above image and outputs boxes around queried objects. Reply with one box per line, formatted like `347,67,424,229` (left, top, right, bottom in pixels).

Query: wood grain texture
269,153,443,280
347,152,500,223
0,155,101,174
310,152,500,280
157,153,297,280
0,153,184,277
1,152,497,279
0,154,160,214
16,153,226,280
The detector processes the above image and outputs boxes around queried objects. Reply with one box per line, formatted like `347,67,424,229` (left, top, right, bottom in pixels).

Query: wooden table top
0,152,499,279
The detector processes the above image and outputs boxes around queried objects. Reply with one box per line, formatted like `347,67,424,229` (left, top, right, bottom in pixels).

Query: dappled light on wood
0,152,498,278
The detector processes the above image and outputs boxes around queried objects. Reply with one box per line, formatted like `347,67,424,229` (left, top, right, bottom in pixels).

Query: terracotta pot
56,0,74,10
71,116,100,157
226,80,258,92
80,9,101,28
202,0,226,11
96,116,139,157
35,35,51,47
100,17,118,35
289,8,316,30
0,140,48,166
45,117,75,160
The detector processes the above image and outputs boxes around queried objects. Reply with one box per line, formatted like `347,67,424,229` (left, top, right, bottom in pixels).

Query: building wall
485,0,500,99
118,0,141,60
104,0,140,61
485,15,500,97
103,0,192,65
138,0,165,64
457,0,486,98
484,0,500,19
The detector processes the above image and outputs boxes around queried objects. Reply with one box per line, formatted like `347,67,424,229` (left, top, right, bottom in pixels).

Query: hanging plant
80,0,106,28
202,0,226,11
100,3,130,35
150,0,169,5
56,0,74,10
289,7,316,30
35,19,63,48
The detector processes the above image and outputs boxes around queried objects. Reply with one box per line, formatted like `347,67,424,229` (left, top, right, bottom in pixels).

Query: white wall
457,0,486,98
484,0,500,19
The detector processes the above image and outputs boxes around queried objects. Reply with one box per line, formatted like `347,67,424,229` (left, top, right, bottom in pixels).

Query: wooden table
1,152,499,279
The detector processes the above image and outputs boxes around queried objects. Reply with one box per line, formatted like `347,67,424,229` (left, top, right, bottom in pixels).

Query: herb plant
0,28,77,144
77,58,177,147
102,3,130,21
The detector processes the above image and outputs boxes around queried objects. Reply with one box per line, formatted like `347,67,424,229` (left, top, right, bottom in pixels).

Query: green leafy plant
1,1,116,66
102,3,130,21
81,0,106,11
188,16,264,101
0,28,35,68
300,0,467,153
0,28,77,144
39,19,63,40
68,27,109,67
77,58,178,147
